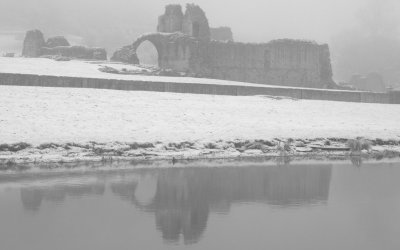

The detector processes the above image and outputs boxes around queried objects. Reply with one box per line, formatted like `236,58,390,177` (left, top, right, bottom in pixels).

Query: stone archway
136,40,159,67
131,33,166,67
112,32,197,69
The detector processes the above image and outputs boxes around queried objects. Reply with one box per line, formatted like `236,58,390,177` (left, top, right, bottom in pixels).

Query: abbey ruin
112,4,335,89
22,30,107,60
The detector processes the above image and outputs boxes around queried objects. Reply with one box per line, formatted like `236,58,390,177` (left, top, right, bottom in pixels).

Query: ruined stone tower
157,4,184,33
158,4,210,41
182,4,210,41
22,30,45,57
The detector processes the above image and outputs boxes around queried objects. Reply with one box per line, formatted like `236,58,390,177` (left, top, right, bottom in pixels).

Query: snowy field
1,85,400,145
0,57,286,88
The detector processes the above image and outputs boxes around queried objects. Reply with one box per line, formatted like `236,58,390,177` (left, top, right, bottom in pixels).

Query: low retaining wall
0,73,399,104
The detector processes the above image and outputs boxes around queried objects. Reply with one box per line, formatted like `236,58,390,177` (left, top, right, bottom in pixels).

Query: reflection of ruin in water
350,156,363,167
18,164,332,244
20,179,105,211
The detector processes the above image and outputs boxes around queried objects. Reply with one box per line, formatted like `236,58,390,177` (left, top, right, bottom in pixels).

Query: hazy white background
1,0,400,85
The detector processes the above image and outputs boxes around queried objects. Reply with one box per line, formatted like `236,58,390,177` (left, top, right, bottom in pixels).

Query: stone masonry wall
121,32,334,88
148,4,335,88
22,30,107,60
1,72,398,104
115,4,335,89
186,39,334,88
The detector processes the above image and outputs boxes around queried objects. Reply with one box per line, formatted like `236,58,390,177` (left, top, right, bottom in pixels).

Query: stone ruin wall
22,30,107,60
156,4,333,88
113,4,335,89
161,39,192,71
155,38,334,88
125,38,334,89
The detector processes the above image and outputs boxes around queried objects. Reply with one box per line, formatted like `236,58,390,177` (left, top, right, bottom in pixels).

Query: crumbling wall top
45,36,70,48
268,39,318,46
210,27,234,42
165,4,183,15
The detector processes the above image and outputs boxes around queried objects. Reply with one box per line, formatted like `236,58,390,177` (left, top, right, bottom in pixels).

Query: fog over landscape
1,2,400,249
1,0,400,85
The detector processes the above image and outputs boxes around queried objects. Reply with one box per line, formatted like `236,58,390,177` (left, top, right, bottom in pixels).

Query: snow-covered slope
1,85,399,145
0,57,290,88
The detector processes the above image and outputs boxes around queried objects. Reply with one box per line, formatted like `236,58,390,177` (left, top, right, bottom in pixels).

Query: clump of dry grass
168,141,195,149
0,142,31,152
65,143,91,149
37,143,61,150
204,142,218,149
129,142,154,150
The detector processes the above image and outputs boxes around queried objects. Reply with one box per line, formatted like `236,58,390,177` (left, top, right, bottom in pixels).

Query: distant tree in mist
332,0,400,87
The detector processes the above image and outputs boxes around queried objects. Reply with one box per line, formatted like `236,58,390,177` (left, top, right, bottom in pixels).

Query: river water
0,161,399,250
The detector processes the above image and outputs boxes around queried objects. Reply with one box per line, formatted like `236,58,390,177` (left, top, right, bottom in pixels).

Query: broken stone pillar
22,30,45,57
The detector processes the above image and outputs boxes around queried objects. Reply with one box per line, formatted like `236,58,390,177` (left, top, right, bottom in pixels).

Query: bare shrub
347,138,372,153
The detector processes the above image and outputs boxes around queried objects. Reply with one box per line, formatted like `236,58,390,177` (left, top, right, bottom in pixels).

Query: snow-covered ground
0,57,318,89
1,85,399,145
1,58,399,164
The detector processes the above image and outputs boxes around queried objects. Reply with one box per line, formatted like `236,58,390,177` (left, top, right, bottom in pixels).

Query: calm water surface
0,162,400,250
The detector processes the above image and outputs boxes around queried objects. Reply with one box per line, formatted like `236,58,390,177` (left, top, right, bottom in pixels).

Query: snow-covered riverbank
1,85,400,166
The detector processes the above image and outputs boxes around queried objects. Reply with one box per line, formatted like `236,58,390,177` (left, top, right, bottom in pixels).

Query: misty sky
168,0,362,43
1,0,400,84
2,0,397,42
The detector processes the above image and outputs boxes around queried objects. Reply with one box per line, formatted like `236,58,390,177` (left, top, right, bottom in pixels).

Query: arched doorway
136,40,159,68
